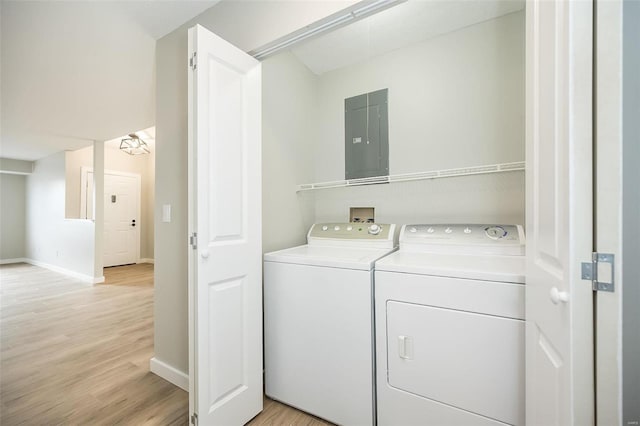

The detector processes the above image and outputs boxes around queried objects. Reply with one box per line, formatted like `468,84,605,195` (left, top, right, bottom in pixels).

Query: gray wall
0,158,33,174
623,0,640,423
154,0,354,373
0,173,26,260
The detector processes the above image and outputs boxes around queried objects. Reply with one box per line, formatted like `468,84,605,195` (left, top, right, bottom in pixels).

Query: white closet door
525,0,594,424
187,24,263,426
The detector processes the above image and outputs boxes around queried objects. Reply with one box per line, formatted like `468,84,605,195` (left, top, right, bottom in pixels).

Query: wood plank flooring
0,263,334,426
0,262,188,425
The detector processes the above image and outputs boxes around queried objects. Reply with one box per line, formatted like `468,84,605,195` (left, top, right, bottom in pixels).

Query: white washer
375,224,526,426
264,223,398,425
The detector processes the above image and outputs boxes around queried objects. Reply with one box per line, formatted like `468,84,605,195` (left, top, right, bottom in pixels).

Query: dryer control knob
368,224,382,235
322,225,328,231
445,227,453,234
427,227,435,233
464,227,472,234
334,226,341,231
347,226,353,231
409,227,417,233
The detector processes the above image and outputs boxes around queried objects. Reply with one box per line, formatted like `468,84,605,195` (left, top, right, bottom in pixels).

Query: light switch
162,204,171,223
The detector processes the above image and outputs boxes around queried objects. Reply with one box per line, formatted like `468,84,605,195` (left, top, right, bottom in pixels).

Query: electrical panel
344,88,389,179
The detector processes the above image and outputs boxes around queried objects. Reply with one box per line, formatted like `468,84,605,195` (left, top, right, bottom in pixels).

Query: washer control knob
427,227,435,233
368,224,382,235
464,227,472,234
322,225,328,231
334,226,340,231
445,227,453,234
409,227,417,233
485,226,507,240
347,226,353,231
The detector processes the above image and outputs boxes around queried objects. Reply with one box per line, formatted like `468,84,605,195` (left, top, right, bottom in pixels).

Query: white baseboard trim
24,259,98,284
139,258,155,264
150,357,189,391
0,257,29,265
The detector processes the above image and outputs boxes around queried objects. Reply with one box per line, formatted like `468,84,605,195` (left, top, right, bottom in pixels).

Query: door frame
81,167,142,265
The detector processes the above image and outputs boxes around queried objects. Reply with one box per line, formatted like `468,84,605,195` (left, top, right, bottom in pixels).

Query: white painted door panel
525,0,594,424
188,24,262,426
103,172,140,267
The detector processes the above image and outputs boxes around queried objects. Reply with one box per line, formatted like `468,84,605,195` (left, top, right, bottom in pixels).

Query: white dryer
264,223,398,425
375,224,525,426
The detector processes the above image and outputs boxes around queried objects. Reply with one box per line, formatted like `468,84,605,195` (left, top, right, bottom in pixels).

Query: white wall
262,51,317,253
155,0,356,375
595,2,623,424
65,146,93,219
315,11,524,180
26,152,96,281
312,11,525,226
0,173,26,261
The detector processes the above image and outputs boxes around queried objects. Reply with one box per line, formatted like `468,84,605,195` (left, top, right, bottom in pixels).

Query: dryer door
386,301,525,425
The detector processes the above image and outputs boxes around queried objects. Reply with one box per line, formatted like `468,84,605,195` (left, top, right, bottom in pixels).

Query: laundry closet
261,2,525,250
181,0,596,423
259,1,526,425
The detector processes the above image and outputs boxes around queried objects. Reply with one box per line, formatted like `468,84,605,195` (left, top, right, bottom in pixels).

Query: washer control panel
401,224,525,255
309,223,394,240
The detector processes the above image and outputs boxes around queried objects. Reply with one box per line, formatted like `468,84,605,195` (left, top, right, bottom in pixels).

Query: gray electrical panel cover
344,89,389,179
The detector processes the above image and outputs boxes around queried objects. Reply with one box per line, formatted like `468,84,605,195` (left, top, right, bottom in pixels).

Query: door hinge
581,252,614,292
190,52,197,70
190,413,198,425
190,232,198,250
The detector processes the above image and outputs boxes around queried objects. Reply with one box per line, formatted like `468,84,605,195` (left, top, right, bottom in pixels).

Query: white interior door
188,24,263,426
103,172,141,267
525,0,594,425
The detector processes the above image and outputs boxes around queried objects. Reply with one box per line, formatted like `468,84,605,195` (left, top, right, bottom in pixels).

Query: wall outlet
350,207,375,223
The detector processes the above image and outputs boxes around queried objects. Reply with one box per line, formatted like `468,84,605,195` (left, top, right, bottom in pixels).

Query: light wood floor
0,263,333,425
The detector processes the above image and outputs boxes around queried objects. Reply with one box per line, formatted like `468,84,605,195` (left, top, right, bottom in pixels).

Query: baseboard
150,357,189,391
24,259,98,284
139,258,155,264
0,257,29,265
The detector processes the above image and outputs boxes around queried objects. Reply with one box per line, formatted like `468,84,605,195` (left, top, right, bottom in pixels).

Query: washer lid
264,244,397,271
375,251,525,283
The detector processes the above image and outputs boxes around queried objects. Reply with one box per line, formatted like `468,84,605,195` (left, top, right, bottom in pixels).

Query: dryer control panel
400,224,525,256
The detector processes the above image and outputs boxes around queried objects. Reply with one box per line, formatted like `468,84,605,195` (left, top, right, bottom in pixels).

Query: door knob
550,287,569,304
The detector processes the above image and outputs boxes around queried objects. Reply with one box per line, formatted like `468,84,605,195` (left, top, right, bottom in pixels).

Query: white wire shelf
296,161,525,192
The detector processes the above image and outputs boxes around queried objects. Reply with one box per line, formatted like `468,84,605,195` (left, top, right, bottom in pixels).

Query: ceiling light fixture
249,0,406,60
119,133,150,155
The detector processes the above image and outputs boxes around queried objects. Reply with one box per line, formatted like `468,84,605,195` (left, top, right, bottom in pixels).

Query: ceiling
291,0,525,75
0,0,219,161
